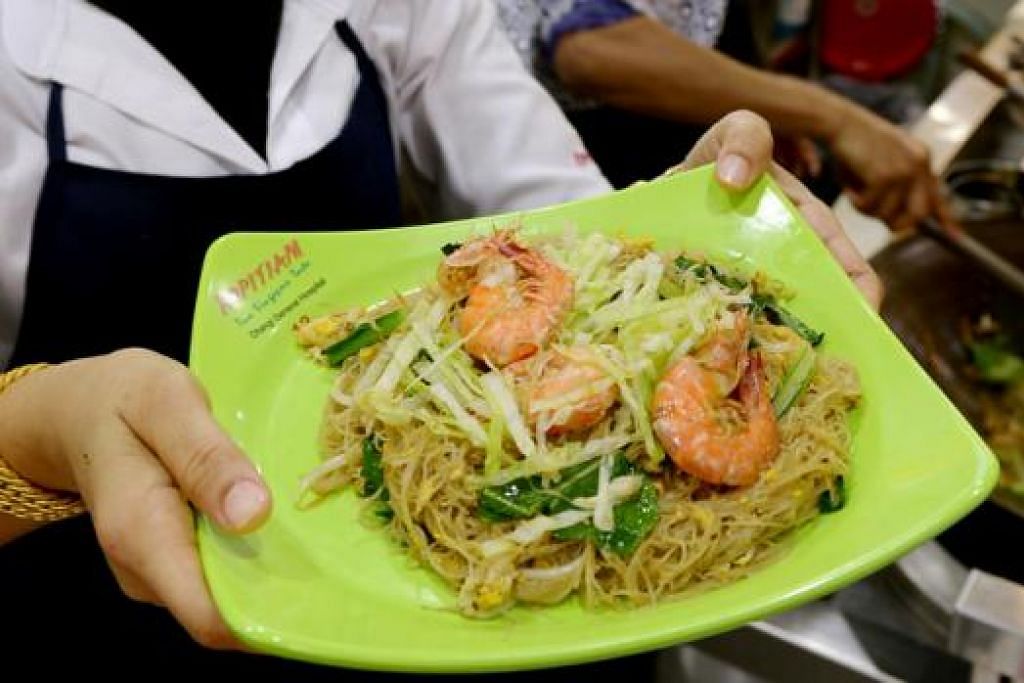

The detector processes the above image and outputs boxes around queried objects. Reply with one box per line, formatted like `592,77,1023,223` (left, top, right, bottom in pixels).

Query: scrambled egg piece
691,505,714,527
474,582,510,611
295,314,345,347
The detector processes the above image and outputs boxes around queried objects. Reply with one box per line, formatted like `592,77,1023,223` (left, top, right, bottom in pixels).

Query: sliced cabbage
374,298,447,393
481,372,536,458
515,555,585,605
480,433,632,487
425,379,488,447
509,509,593,544
590,454,614,531
572,474,644,511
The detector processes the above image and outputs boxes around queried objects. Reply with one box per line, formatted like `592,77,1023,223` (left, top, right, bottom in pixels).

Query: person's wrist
0,363,78,493
801,81,855,145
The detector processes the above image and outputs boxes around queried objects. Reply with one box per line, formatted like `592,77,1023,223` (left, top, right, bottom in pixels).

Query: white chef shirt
0,0,610,364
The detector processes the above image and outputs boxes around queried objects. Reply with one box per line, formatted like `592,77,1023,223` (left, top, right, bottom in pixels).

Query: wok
871,167,1024,582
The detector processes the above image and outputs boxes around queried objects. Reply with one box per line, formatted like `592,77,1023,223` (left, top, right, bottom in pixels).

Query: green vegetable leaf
549,521,592,542
553,480,660,556
372,502,395,522
360,435,388,499
545,454,634,514
970,341,1024,384
478,454,660,556
477,453,633,521
604,480,661,555
478,479,549,522
324,309,404,366
818,476,846,513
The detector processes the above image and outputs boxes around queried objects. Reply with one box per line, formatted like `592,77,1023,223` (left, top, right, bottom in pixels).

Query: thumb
673,110,774,191
118,356,272,533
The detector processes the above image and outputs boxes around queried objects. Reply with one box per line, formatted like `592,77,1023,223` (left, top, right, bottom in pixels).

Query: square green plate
191,165,997,673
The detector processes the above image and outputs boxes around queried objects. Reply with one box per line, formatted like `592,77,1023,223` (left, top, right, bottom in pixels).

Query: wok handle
957,50,1024,103
919,217,1024,300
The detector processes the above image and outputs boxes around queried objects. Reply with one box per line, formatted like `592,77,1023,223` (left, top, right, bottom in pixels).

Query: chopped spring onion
752,295,824,347
323,309,404,366
767,303,824,347
360,436,386,498
773,345,816,418
675,255,824,346
675,255,747,291
818,476,847,513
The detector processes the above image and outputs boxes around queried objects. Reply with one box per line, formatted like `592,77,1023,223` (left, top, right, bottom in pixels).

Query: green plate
191,165,997,672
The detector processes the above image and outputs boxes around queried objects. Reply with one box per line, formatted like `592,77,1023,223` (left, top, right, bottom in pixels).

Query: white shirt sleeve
375,0,611,219
0,34,47,364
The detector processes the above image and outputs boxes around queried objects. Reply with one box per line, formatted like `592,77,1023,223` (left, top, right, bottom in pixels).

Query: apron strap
335,21,377,79
46,83,68,163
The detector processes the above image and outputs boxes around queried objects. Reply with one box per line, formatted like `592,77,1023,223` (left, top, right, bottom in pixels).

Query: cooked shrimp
652,311,780,486
440,231,572,366
509,348,618,436
699,309,751,396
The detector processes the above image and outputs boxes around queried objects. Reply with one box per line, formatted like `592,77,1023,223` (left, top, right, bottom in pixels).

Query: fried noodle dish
295,229,861,617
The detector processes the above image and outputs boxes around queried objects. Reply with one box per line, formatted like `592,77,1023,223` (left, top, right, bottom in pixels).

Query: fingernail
718,154,751,188
223,480,268,530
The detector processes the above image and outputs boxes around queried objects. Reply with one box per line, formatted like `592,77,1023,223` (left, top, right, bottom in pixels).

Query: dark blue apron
9,20,399,366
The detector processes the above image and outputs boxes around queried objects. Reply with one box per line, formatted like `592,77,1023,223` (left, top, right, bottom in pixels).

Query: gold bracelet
0,363,86,523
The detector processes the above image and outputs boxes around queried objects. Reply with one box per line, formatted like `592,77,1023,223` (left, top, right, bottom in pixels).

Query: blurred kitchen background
598,0,1024,680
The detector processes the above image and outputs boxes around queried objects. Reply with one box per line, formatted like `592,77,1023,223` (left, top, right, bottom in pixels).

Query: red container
819,0,938,81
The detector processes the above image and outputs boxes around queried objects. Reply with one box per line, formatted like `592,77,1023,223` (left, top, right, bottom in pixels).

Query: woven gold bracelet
0,363,86,523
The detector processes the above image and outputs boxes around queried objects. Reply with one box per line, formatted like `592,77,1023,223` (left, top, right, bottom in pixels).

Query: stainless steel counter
664,544,1024,681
